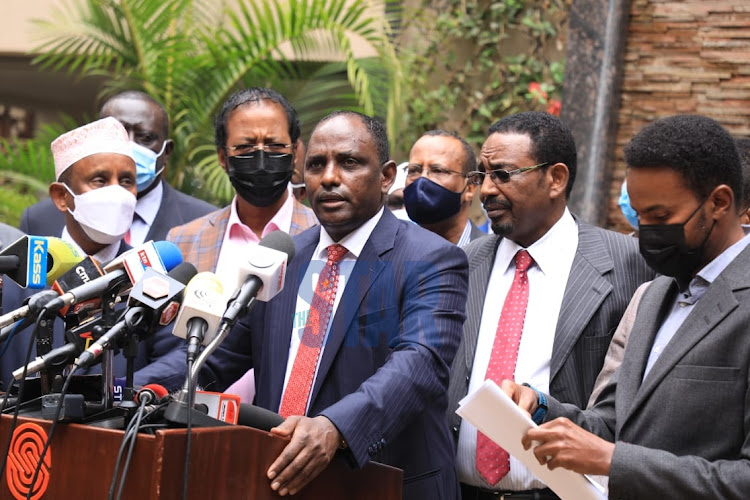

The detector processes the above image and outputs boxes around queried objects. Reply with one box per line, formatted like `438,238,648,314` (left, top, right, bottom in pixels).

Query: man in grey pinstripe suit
447,112,654,500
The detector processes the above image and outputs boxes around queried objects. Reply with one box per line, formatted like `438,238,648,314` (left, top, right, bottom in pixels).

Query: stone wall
608,0,750,231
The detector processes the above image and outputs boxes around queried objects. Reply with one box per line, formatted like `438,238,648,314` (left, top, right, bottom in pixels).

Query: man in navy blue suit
206,111,469,499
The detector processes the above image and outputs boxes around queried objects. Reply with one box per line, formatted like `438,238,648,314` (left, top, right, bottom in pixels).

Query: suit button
368,445,375,455
380,438,386,446
452,426,459,434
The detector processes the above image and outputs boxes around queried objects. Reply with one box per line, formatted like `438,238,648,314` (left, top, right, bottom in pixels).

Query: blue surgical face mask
619,181,639,230
403,176,463,225
130,141,167,192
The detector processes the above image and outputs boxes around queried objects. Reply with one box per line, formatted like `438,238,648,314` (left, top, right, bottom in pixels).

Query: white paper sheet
456,379,607,500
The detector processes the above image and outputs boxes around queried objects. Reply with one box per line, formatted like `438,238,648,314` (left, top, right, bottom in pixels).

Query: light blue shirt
643,231,750,380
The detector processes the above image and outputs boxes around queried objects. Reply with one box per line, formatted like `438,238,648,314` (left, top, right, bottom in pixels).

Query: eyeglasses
225,142,292,156
467,162,547,186
403,164,466,181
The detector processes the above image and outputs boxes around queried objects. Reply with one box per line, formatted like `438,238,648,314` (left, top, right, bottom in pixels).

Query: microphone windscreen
136,383,170,404
45,237,85,282
258,231,295,262
154,241,184,272
236,403,285,432
167,261,198,285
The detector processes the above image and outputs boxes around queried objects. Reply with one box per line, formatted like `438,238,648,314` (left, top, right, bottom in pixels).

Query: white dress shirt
61,227,120,265
457,208,578,490
280,207,385,414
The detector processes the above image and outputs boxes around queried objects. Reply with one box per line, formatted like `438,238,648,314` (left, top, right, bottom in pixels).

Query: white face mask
64,184,137,245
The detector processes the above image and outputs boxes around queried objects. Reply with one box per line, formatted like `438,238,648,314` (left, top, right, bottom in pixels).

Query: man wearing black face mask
403,130,485,246
167,88,317,279
504,114,750,500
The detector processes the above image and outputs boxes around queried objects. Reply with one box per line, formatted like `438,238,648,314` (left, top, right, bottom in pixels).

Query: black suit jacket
20,181,215,241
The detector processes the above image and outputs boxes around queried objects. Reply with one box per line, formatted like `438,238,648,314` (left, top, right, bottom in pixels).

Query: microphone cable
0,310,49,485
24,364,75,499
0,319,25,359
183,357,195,500
109,395,148,500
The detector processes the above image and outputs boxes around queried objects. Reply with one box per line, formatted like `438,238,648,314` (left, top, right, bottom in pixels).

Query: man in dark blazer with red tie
205,111,469,499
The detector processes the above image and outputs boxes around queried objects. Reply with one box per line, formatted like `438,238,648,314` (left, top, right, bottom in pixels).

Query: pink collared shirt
214,189,294,286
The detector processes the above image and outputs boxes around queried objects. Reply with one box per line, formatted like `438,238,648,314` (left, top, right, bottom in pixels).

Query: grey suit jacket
447,220,654,438
547,243,750,499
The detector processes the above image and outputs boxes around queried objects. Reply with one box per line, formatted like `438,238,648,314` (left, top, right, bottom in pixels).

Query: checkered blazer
166,198,317,273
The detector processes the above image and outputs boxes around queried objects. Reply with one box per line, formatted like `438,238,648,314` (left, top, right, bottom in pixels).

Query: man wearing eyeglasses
403,130,485,246
167,87,317,278
446,111,654,500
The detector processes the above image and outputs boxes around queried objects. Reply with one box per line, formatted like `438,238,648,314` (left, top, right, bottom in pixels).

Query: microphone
51,256,105,319
172,273,226,362
0,289,60,332
221,231,295,327
135,383,170,405
0,236,84,288
74,262,197,370
11,342,78,381
103,240,183,284
42,241,184,318
237,403,285,431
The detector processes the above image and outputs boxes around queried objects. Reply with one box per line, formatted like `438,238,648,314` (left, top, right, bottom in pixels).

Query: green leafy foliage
395,0,569,153
0,116,80,224
28,0,401,205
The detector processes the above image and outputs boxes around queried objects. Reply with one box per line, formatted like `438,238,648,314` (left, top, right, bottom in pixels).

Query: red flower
547,99,561,116
528,82,548,102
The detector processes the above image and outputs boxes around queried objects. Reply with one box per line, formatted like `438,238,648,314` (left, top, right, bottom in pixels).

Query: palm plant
29,0,401,205
0,117,79,225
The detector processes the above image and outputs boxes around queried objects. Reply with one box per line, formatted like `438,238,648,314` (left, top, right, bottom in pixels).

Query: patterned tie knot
327,244,348,264
514,250,534,273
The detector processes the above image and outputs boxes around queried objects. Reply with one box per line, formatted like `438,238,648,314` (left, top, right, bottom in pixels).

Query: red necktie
279,244,348,418
476,250,534,485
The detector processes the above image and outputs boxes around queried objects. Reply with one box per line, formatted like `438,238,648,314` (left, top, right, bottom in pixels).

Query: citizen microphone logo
75,265,92,283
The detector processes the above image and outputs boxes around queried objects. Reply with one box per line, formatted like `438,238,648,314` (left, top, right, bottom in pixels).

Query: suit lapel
308,212,397,406
266,227,321,412
461,236,501,372
550,223,614,381
623,277,742,426
205,208,230,272
619,244,750,428
616,277,676,427
144,181,171,242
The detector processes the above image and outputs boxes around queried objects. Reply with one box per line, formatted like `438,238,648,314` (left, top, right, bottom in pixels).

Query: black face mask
227,151,293,207
638,200,714,282
403,176,463,225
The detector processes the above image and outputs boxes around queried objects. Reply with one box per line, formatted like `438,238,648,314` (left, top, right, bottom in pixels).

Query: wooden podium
0,415,402,499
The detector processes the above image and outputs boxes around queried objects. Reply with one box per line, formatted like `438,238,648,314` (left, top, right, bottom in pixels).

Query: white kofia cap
51,117,133,180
